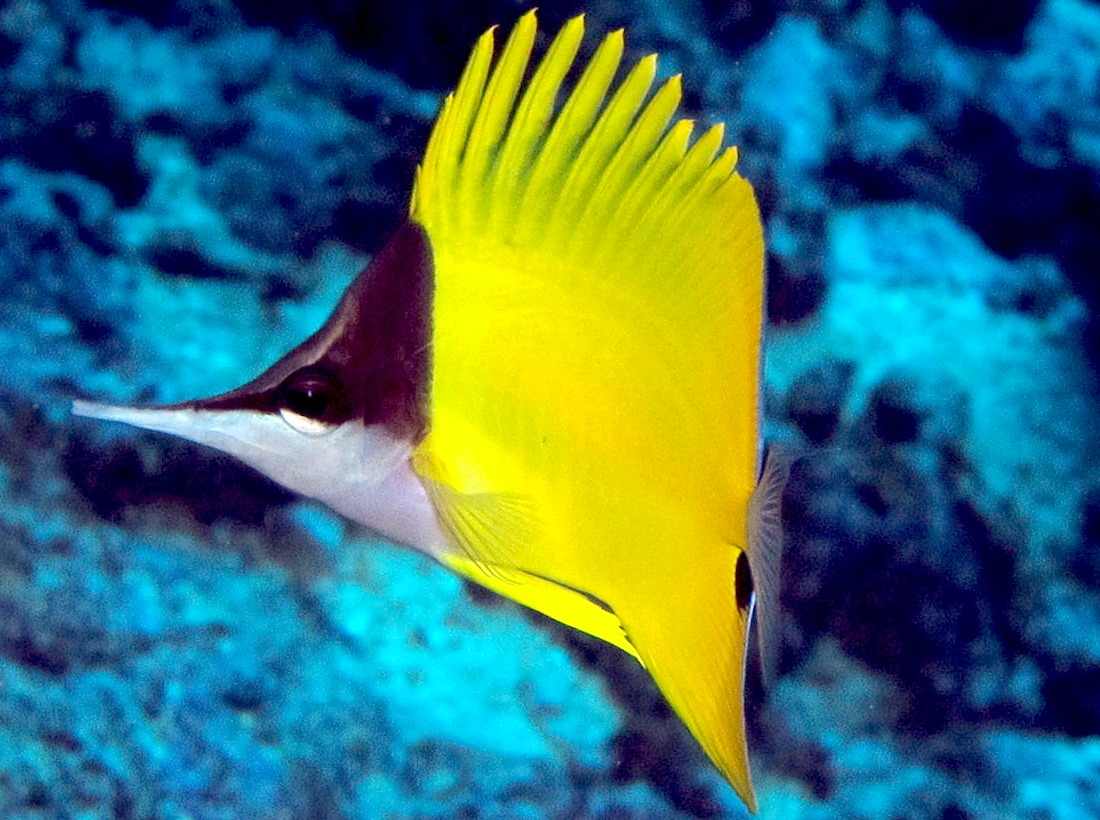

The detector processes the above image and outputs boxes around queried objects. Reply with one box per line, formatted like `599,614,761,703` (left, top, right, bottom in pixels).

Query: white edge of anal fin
746,444,792,688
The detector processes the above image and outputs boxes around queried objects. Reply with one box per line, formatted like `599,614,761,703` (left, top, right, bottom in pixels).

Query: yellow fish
74,11,784,812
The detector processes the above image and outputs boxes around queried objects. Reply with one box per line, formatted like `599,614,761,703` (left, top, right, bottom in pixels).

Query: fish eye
276,369,343,435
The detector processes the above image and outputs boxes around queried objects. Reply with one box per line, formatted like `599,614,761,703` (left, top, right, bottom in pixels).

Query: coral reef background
1,0,1098,816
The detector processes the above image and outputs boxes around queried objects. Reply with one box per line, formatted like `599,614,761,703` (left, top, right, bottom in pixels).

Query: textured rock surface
1,0,1097,816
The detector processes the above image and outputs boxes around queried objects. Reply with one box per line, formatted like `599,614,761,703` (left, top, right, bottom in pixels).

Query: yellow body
409,12,765,810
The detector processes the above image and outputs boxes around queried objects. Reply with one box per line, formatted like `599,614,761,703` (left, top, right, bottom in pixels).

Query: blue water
1,0,1098,817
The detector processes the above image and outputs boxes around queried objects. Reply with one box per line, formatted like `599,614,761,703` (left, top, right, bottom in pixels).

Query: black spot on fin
734,550,753,614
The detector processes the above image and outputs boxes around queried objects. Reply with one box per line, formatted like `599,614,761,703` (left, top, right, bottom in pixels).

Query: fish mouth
72,400,184,431
70,400,220,443
72,399,136,422
71,399,295,462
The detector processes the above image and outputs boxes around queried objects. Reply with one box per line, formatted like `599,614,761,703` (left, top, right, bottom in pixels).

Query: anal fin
441,553,643,663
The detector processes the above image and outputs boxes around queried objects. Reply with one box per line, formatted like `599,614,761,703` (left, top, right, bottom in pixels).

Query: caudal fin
747,445,792,687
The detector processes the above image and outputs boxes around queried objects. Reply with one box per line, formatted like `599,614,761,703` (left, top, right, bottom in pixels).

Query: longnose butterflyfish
73,10,786,812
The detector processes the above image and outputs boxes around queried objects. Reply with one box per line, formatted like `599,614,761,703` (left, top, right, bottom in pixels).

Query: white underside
72,401,452,557
321,457,451,556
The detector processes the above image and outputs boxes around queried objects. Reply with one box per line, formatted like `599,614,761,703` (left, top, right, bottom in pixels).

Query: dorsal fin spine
440,28,495,187
624,123,724,249
488,15,586,233
412,93,454,225
659,134,738,252
569,73,682,265
549,53,658,253
458,12,538,232
605,120,706,271
421,27,495,239
595,74,682,202
586,117,694,275
515,29,625,244
660,122,726,204
710,146,740,186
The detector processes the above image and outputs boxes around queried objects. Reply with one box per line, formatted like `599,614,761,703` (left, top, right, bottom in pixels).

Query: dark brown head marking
186,221,434,441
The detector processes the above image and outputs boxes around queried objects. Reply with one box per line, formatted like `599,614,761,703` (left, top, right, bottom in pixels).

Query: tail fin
747,444,792,686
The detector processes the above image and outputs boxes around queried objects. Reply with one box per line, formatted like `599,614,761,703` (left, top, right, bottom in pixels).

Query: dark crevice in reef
824,102,1100,369
64,433,295,527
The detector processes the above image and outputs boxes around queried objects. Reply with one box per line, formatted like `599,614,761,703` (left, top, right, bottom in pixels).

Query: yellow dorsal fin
409,11,766,812
411,12,756,316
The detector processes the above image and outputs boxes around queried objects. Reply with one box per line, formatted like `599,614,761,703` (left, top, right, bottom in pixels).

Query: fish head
73,222,440,546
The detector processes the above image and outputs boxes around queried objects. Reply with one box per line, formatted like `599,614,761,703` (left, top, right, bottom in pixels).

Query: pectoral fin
417,452,641,662
421,478,536,579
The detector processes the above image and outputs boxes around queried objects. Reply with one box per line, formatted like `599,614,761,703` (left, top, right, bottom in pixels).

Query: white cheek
289,424,449,554
323,460,450,556
228,418,409,498
333,424,413,486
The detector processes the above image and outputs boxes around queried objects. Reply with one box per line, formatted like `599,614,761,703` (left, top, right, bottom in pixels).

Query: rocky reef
1,0,1097,816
